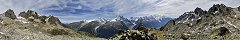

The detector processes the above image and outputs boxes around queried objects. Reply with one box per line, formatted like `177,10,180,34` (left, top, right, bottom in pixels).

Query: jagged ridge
160,4,240,40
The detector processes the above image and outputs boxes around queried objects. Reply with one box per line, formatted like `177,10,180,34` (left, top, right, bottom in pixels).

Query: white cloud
0,0,63,14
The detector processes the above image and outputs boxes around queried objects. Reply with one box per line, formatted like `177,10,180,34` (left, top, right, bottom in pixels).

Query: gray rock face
3,9,17,19
45,16,62,26
238,6,240,11
19,10,40,19
18,10,62,26
18,10,40,19
18,10,46,23
132,23,147,30
161,4,240,40
112,30,157,40
112,23,157,40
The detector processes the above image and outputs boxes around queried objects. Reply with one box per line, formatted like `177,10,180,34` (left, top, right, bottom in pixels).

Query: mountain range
64,15,172,38
1,4,240,40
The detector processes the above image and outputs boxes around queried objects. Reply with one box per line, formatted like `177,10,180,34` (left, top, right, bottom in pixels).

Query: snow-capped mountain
64,15,172,38
130,15,172,29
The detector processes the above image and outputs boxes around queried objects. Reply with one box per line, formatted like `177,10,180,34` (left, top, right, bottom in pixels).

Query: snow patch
0,32,5,34
15,20,29,23
94,26,100,33
85,19,96,23
15,17,29,23
17,17,26,19
214,11,219,14
111,18,117,22
1,21,3,24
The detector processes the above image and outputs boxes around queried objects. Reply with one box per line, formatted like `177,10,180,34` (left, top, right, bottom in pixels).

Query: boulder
3,9,16,19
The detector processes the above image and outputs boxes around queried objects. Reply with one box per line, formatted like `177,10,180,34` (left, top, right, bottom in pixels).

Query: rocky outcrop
112,23,157,40
208,4,235,16
112,30,157,40
19,10,40,19
45,16,62,26
19,10,45,23
160,4,240,40
238,6,240,11
133,23,147,30
18,10,62,26
3,9,17,19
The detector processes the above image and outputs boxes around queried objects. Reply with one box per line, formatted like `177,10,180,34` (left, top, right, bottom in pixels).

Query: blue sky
0,0,240,23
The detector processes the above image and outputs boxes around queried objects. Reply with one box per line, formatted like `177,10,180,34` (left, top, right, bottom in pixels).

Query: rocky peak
18,10,62,26
115,16,127,21
174,4,235,26
238,6,240,11
45,16,62,26
3,9,17,19
161,4,240,39
208,4,234,16
208,4,226,12
19,10,40,19
194,7,208,16
133,23,147,30
194,7,204,13
18,10,47,23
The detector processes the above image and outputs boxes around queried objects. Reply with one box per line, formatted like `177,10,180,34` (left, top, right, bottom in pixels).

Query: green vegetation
47,29,70,36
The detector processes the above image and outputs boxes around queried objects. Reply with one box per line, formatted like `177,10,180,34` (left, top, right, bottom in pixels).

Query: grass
47,29,69,36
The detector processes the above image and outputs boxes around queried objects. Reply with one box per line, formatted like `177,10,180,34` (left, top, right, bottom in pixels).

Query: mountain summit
64,15,172,38
160,4,240,40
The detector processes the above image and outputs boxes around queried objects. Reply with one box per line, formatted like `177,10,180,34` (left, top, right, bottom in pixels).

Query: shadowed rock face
238,6,240,11
45,16,62,26
19,10,45,23
3,9,17,19
218,27,230,36
160,4,240,40
19,10,39,19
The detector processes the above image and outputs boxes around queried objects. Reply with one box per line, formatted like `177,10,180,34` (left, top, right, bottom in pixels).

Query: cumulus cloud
0,0,240,23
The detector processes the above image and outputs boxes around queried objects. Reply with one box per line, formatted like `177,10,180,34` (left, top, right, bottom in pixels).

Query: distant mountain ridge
64,15,172,38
